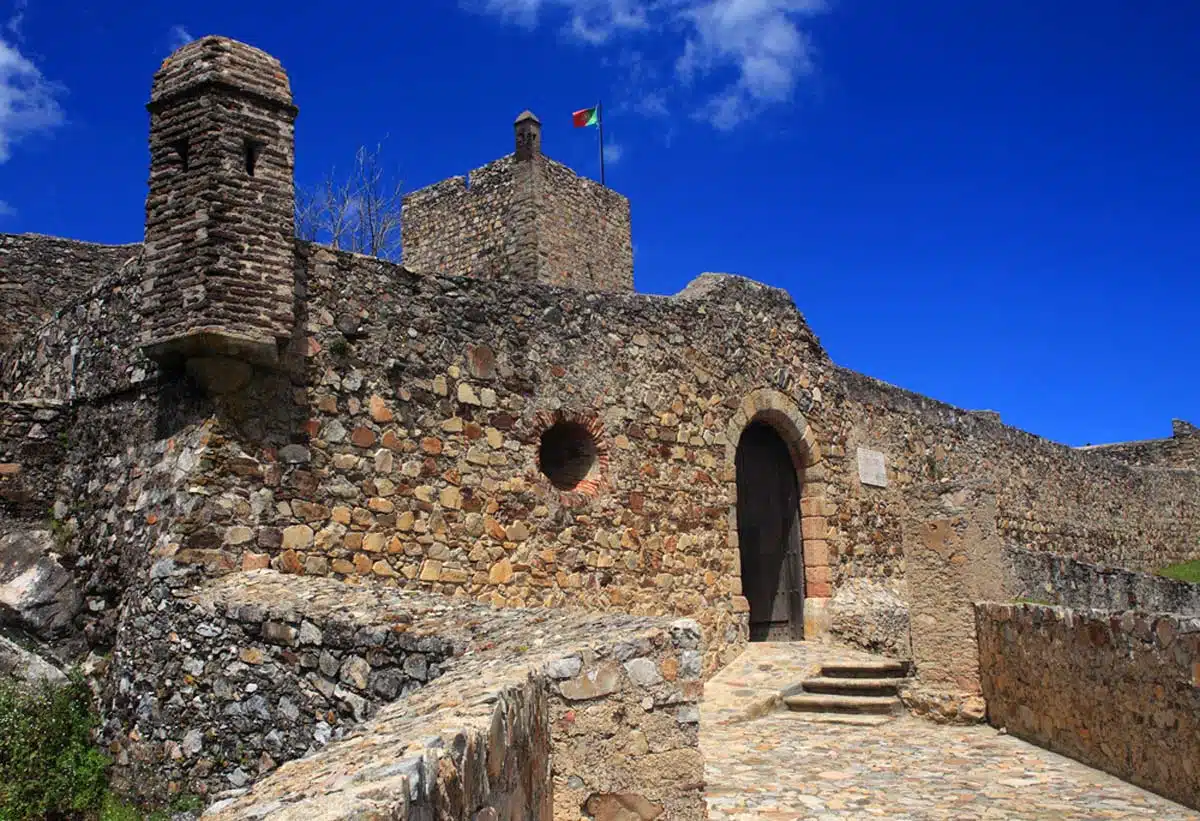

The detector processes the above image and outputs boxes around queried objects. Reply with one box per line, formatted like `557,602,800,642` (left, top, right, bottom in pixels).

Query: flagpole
597,100,606,187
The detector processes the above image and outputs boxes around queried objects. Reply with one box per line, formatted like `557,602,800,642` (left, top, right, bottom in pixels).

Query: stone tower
141,36,298,375
402,111,634,293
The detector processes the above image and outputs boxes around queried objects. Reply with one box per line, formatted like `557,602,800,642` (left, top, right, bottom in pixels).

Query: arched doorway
735,419,804,641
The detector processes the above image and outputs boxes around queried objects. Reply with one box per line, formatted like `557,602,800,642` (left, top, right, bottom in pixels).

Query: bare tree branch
294,142,403,262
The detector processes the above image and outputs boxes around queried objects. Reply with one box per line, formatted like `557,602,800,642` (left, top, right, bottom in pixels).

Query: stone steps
784,693,903,715
783,655,911,723
781,711,894,727
799,676,901,696
820,659,908,679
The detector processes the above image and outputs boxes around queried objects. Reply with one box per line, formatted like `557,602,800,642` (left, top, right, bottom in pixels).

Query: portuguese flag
572,105,600,128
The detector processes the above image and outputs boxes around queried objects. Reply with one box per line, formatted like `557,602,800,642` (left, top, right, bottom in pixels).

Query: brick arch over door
724,389,831,637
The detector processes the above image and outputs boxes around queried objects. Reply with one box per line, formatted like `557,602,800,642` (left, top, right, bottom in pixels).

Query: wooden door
735,420,804,641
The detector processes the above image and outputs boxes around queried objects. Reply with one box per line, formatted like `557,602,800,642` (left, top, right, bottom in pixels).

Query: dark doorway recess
735,420,804,641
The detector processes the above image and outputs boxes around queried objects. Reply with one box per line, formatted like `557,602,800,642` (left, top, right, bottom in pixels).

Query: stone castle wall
3,238,1200,676
0,258,154,403
977,602,1200,810
403,149,633,292
1081,419,1200,471
829,368,1200,581
0,233,138,353
400,156,531,281
1006,545,1200,614
154,246,829,675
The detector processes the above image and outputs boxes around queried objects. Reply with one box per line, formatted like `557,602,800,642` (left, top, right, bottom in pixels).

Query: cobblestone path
702,643,1199,820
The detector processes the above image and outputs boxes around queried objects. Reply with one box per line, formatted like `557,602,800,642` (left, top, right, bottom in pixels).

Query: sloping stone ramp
702,642,1200,819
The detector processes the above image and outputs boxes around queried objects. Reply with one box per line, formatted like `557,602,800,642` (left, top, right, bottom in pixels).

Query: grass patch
100,792,203,821
1156,559,1200,584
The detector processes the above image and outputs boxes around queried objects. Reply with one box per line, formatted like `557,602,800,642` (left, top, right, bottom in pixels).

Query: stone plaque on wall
857,447,888,488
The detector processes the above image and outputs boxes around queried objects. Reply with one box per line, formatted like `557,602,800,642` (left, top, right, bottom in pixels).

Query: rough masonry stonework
977,602,1200,810
142,36,297,370
0,233,138,354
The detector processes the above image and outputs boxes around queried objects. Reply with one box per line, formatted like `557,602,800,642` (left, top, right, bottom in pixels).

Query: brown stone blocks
803,539,830,567
801,516,831,541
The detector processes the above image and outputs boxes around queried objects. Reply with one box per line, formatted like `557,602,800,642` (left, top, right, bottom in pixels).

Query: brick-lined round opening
538,421,598,491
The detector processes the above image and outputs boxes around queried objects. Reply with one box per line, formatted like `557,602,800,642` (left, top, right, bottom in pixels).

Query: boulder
828,578,912,658
0,631,66,685
0,530,82,639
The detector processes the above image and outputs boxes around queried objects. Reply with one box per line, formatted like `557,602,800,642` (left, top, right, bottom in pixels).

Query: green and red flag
572,105,600,128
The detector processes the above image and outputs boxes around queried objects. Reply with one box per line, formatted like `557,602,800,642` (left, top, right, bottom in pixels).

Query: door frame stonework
724,389,832,639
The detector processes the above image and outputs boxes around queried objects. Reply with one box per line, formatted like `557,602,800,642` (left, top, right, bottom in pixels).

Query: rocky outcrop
0,529,81,641
0,630,67,685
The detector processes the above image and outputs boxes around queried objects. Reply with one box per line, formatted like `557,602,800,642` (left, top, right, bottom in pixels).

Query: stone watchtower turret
140,36,298,380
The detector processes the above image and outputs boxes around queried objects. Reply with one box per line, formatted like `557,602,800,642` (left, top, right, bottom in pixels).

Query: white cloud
0,23,64,164
169,24,194,51
7,0,25,37
679,0,824,128
0,199,14,216
633,91,668,118
473,0,829,129
482,0,647,42
604,141,624,163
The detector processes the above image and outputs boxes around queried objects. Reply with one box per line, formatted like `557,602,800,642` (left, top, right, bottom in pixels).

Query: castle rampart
0,233,139,353
1080,418,1199,470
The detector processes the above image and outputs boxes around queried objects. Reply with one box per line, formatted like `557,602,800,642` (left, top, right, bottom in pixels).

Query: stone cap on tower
149,35,295,113
514,110,542,161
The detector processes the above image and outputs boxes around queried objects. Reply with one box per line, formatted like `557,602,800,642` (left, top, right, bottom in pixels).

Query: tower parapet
402,111,633,293
140,35,298,373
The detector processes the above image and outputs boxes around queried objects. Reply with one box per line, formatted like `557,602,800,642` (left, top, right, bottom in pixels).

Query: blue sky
1,0,1197,447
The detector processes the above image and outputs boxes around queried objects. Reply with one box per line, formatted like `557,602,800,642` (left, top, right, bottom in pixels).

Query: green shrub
0,673,110,820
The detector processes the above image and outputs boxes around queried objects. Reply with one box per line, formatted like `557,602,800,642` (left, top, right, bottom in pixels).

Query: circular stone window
538,420,599,491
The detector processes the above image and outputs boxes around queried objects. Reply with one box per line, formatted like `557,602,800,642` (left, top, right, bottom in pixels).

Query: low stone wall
1006,545,1200,615
0,233,138,354
103,571,458,799
106,571,704,818
976,603,1200,810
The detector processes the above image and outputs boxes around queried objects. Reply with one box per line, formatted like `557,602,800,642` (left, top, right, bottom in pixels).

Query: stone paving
702,642,1200,820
